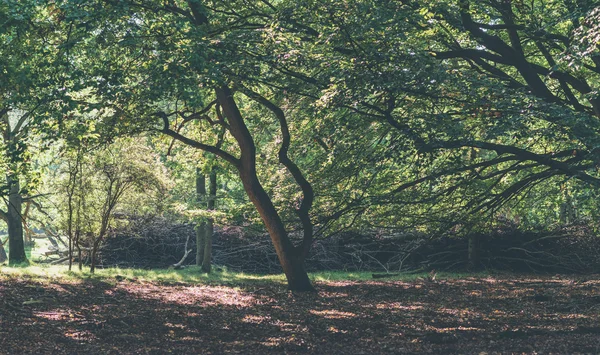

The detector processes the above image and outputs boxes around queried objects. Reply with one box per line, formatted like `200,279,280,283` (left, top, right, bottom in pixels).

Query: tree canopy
0,0,599,289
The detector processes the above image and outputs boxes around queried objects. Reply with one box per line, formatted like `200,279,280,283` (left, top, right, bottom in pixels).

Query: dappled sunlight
242,314,271,324
63,329,98,342
375,302,425,311
428,326,482,333
3,271,600,353
260,337,292,348
310,309,356,319
437,307,483,318
270,319,306,333
118,283,259,307
327,325,349,334
164,322,186,329
35,309,79,321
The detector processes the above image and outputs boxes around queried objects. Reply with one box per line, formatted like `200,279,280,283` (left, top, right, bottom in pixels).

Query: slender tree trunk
76,233,82,271
202,220,212,273
90,240,100,273
0,239,7,263
468,234,481,270
22,202,32,246
202,168,217,273
68,234,73,271
195,169,207,267
196,225,206,266
90,230,106,274
7,175,28,265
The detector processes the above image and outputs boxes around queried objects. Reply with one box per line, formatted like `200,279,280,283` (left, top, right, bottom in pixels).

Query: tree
48,0,600,278
50,138,170,272
0,0,74,265
60,0,319,291
195,165,217,273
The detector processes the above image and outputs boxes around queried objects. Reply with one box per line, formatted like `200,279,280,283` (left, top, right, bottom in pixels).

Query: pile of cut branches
98,216,600,274
99,216,196,268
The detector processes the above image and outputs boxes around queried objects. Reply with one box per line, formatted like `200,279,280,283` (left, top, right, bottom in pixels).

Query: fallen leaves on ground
1,274,599,354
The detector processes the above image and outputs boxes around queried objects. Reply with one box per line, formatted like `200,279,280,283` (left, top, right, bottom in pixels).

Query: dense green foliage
1,0,599,286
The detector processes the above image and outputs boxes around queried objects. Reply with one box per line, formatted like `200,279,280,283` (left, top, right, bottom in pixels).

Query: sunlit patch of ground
310,309,356,319
118,283,259,307
242,314,271,324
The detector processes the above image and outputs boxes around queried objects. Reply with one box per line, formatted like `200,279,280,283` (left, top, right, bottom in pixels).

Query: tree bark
195,169,207,267
216,86,314,291
77,238,82,271
468,234,481,270
202,219,212,273
0,238,7,263
7,175,28,265
202,168,217,273
90,244,98,273
22,202,32,246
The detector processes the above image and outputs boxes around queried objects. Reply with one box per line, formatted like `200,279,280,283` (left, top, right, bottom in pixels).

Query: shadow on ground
1,275,599,354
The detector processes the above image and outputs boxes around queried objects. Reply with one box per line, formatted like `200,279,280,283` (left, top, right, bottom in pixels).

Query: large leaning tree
59,0,322,291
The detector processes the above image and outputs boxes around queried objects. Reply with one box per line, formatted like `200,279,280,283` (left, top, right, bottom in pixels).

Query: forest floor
1,272,600,354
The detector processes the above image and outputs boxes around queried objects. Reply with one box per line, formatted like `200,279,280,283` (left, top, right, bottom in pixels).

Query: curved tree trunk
216,86,314,291
7,176,28,265
163,86,315,291
238,169,314,291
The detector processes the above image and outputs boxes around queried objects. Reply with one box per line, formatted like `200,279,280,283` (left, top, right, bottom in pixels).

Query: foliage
1,0,600,276
42,137,172,271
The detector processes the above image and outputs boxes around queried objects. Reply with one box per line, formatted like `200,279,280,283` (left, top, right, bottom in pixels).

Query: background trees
0,0,64,265
46,138,170,272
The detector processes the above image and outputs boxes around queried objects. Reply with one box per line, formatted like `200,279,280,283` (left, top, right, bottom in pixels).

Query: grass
0,263,491,286
0,264,286,284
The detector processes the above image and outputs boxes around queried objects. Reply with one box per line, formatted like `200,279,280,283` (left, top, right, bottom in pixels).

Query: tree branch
242,88,315,258
157,111,240,167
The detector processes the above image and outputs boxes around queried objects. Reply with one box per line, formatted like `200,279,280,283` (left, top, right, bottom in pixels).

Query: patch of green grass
0,264,288,286
92,266,288,285
310,271,375,281
0,264,492,286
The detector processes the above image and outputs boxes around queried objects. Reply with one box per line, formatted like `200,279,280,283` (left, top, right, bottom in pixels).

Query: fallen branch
171,233,192,269
50,256,70,265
